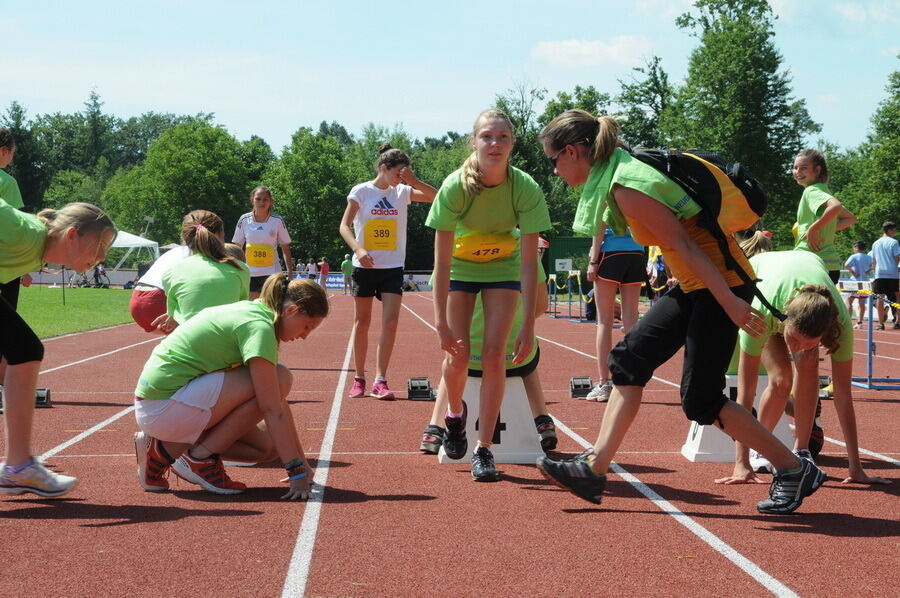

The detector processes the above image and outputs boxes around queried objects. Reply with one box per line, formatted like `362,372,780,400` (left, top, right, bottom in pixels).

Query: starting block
407,377,436,401
438,376,543,464
570,377,593,398
681,376,793,462
0,388,52,414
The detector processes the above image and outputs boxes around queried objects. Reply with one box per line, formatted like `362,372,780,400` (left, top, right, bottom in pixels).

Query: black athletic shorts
596,251,647,285
0,277,22,310
873,278,899,295
249,275,271,293
352,267,403,298
469,346,540,379
828,270,840,284
0,293,44,365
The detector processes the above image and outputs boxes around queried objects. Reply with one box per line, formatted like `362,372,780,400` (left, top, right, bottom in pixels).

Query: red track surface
2,293,898,597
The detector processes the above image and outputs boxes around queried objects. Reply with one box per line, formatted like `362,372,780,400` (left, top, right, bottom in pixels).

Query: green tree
616,56,674,148
43,170,103,209
830,56,900,253
113,111,213,169
240,135,275,185
662,0,820,243
102,121,251,242
317,121,354,147
0,101,49,211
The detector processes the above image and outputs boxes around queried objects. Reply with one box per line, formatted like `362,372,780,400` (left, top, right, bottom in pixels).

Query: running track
1,293,898,597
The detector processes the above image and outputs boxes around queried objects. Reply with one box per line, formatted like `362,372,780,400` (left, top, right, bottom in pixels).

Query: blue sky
3,1,898,154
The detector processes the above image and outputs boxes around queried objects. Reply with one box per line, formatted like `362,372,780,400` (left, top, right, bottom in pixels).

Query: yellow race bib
453,232,518,263
246,243,275,268
364,219,397,251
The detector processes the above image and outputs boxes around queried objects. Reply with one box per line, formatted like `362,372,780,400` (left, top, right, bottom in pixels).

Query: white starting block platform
681,375,794,462
438,376,543,464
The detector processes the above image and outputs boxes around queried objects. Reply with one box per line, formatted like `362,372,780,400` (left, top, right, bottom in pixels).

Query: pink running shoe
349,377,366,398
371,379,395,400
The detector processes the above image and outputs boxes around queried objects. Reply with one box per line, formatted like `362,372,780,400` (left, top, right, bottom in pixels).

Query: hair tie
194,224,205,231
282,275,290,294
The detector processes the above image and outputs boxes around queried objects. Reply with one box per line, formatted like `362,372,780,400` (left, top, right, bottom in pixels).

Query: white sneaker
749,450,773,474
586,383,612,402
0,458,78,497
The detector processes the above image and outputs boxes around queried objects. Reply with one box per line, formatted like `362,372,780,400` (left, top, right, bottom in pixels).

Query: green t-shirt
573,148,701,237
794,183,839,270
426,166,550,282
341,259,353,276
135,300,280,400
0,170,24,210
468,260,545,371
162,254,250,324
739,251,852,362
0,198,46,284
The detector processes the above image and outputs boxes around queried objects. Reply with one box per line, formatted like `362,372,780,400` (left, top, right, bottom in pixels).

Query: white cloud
817,94,840,104
834,2,900,23
881,46,900,56
531,37,653,69
633,0,693,20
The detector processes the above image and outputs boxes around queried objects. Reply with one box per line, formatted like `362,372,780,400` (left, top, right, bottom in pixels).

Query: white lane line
281,330,354,597
40,337,161,375
42,322,134,342
41,406,135,460
820,436,900,467
853,351,900,362
551,418,800,598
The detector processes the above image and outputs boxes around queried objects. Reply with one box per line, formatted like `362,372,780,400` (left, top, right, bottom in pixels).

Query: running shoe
370,379,395,400
756,457,826,514
172,453,247,495
534,414,558,452
749,450,773,474
420,425,445,454
808,422,824,459
794,448,814,464
536,455,606,504
471,446,501,482
443,401,468,460
134,431,171,492
586,383,612,402
0,458,78,498
348,377,366,398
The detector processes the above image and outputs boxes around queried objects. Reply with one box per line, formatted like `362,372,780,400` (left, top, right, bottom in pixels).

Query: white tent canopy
110,230,160,271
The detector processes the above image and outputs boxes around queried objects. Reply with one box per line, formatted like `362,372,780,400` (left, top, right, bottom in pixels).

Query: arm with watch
586,224,607,282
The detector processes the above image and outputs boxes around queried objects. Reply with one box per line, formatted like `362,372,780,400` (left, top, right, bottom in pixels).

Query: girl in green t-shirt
425,109,551,482
716,234,889,487
155,209,250,333
536,110,825,515
1,202,117,498
133,275,328,500
792,149,857,281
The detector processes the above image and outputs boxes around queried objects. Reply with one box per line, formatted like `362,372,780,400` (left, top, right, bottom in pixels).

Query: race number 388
364,219,397,251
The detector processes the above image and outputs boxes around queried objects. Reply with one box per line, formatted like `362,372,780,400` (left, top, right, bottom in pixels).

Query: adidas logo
371,197,398,216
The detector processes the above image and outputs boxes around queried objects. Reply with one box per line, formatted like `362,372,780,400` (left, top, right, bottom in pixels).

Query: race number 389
364,219,397,251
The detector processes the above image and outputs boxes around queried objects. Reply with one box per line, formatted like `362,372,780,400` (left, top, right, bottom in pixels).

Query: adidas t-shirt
232,213,291,277
348,182,413,269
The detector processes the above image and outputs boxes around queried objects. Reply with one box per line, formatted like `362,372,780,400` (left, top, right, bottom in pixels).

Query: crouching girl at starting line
133,275,328,499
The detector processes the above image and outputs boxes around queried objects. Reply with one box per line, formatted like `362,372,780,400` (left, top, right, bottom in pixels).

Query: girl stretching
133,276,327,498
536,111,824,514
1,201,117,497
339,144,436,399
426,109,551,481
716,236,889,486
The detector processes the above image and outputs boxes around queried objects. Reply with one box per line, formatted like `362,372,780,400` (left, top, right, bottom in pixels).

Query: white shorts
134,371,225,444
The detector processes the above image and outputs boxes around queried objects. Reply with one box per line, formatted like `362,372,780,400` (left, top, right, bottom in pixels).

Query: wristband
289,472,307,481
284,458,303,471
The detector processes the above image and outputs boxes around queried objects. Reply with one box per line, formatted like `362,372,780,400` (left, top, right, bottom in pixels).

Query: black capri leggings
608,283,754,425
0,294,44,365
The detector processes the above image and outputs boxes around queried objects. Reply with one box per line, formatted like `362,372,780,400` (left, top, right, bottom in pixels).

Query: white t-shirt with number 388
231,213,291,277
348,182,412,269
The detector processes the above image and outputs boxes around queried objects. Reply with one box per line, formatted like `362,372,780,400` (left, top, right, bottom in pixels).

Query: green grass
16,286,133,339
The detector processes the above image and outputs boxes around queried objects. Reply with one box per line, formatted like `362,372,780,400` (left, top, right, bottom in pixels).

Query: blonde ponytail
460,109,514,198
539,110,624,166
181,209,242,270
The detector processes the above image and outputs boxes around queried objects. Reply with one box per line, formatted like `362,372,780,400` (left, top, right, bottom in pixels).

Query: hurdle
840,280,900,391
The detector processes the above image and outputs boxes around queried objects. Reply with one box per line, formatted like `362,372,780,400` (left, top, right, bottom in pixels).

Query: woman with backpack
535,110,825,515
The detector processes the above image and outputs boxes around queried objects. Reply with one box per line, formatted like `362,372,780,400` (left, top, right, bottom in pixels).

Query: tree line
2,0,896,270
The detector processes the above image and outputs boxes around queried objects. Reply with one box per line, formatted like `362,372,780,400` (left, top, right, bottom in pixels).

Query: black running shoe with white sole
536,455,606,504
443,401,468,460
420,425,445,455
471,446,500,482
534,414,558,452
756,457,826,514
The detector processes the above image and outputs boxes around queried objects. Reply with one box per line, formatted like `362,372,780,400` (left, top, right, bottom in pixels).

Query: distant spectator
869,221,900,330
844,240,873,328
340,253,353,295
402,273,419,292
318,257,330,287
306,258,318,280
